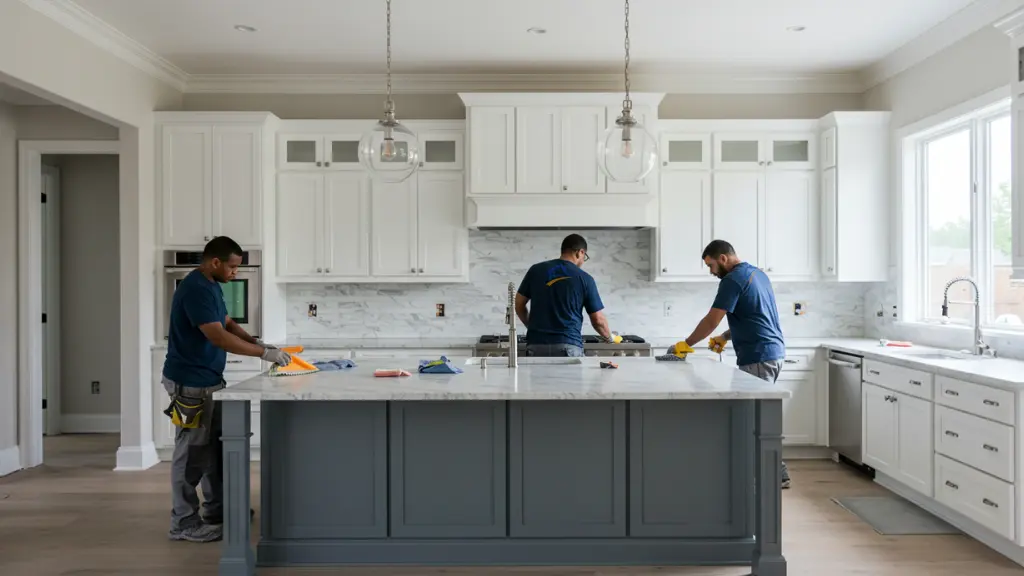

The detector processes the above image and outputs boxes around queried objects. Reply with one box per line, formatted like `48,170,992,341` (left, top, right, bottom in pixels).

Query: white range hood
460,92,664,229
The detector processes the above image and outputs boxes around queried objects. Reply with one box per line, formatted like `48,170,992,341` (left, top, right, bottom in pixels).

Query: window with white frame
904,97,1023,329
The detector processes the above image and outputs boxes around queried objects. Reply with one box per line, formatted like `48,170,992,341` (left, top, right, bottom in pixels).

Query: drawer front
934,406,1015,482
225,354,263,372
863,359,933,400
780,351,814,372
934,454,1014,540
937,376,1014,426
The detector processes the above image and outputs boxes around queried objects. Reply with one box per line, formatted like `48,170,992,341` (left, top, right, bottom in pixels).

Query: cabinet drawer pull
944,389,959,397
983,444,999,453
944,430,959,438
227,360,242,364
869,369,881,376
784,359,798,364
983,498,999,508
908,379,922,386
945,480,959,490
983,399,1000,407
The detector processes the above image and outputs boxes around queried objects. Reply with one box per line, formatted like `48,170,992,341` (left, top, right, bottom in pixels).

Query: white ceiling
73,0,978,76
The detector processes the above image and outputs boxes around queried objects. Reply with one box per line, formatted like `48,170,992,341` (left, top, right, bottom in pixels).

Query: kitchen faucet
941,276,993,356
505,282,518,368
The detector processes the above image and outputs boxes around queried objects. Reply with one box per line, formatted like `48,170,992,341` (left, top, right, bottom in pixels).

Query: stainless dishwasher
828,351,864,464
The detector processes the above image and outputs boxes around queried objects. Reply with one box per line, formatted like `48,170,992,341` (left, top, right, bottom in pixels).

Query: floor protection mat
831,496,961,535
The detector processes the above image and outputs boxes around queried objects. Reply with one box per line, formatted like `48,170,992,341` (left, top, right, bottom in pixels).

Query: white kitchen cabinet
417,172,466,277
714,133,763,170
712,172,762,267
372,179,419,276
277,133,363,171
659,132,711,171
779,371,817,445
862,381,933,496
158,114,274,248
607,105,656,194
277,172,372,279
818,112,890,282
324,173,371,277
418,131,464,171
767,133,816,170
516,107,562,194
655,171,711,280
713,132,815,171
561,106,606,194
468,106,516,194
764,170,817,279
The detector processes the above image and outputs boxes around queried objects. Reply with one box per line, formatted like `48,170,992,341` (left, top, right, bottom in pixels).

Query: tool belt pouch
164,387,205,429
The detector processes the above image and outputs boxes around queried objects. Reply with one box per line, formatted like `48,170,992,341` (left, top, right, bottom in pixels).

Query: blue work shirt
163,269,228,387
517,259,604,348
712,262,785,366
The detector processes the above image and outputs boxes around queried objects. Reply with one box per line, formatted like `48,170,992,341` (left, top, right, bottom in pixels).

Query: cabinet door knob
203,236,209,241
562,186,568,191
663,161,668,166
827,266,834,272
325,268,330,273
316,268,322,273
759,161,765,166
662,268,668,273
411,268,416,273
767,161,774,166
316,161,322,167
419,162,424,167
767,267,773,272
324,161,331,167
418,268,424,273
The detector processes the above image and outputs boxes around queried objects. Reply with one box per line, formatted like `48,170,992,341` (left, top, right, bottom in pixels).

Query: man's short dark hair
203,236,244,262
701,239,736,260
560,233,588,254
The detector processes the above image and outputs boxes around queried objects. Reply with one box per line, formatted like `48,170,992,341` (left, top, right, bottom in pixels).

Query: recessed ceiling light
234,24,258,33
786,25,806,32
527,27,547,35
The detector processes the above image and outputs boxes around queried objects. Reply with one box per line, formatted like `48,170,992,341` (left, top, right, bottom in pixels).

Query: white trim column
996,10,1024,281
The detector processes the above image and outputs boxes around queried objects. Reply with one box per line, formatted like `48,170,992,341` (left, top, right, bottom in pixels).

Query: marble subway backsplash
286,230,874,342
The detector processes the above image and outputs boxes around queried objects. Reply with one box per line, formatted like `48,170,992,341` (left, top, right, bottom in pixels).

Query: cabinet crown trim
459,92,666,108
467,195,656,229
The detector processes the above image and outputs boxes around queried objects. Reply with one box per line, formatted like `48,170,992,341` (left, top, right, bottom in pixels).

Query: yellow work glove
600,332,623,344
709,335,728,354
668,341,695,358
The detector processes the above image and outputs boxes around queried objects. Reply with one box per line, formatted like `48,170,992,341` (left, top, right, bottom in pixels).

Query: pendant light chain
622,0,631,111
386,0,393,105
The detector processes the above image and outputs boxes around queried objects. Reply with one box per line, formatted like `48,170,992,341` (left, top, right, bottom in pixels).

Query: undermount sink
891,349,988,361
465,357,584,366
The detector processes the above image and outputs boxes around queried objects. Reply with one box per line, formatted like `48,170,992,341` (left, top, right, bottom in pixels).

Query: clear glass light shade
357,121,421,183
597,121,658,183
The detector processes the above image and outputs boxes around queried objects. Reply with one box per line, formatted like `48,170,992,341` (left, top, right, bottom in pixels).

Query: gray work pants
526,343,584,357
162,378,224,530
738,360,790,482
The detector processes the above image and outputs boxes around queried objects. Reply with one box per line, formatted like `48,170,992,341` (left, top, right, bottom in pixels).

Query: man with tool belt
162,236,291,543
674,239,790,488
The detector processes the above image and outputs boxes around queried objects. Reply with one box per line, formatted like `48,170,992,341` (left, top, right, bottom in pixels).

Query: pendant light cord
386,0,392,104
622,0,632,111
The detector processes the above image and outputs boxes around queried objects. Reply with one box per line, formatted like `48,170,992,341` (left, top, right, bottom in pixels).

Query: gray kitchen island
213,356,790,576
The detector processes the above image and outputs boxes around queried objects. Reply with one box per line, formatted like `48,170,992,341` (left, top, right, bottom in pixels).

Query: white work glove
254,339,277,350
261,348,292,367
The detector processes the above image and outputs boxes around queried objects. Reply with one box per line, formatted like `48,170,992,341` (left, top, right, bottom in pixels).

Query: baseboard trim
60,413,120,434
115,441,160,471
876,473,1024,567
0,446,21,477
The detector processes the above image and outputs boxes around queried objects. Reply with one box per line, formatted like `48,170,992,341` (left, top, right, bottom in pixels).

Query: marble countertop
213,357,792,402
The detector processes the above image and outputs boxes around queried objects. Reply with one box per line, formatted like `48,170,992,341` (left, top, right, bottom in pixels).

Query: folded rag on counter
655,354,687,362
375,368,412,377
312,359,357,371
418,356,463,374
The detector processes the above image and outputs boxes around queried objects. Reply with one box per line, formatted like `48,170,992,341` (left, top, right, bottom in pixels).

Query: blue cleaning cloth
312,359,357,371
418,356,463,374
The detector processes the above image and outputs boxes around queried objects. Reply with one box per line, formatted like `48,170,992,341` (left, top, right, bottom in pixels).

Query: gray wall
46,154,121,419
17,106,119,140
0,102,18,457
181,92,863,120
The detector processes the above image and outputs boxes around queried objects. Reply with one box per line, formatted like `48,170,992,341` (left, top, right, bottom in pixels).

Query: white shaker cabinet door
372,178,418,276
657,171,711,279
323,172,371,277
468,106,515,194
417,172,466,277
895,392,933,497
276,173,324,277
764,170,817,279
712,171,762,267
212,125,262,246
862,383,897,476
778,371,817,445
516,106,562,194
161,125,212,246
561,106,606,194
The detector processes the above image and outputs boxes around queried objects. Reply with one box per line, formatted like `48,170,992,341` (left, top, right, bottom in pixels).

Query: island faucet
506,282,518,368
941,276,992,356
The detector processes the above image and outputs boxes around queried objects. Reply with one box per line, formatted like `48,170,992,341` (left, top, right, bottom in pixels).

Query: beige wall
863,26,1012,129
47,155,121,420
0,103,17,459
18,107,119,140
181,92,864,120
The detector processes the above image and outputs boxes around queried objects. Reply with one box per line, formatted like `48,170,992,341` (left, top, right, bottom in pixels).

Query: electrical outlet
793,302,806,316
308,303,317,318
663,302,673,317
91,381,100,395
435,303,445,318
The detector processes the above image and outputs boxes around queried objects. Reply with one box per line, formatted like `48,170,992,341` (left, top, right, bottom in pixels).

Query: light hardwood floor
1,434,1022,575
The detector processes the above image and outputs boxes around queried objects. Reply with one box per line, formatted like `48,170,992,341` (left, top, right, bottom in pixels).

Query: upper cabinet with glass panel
277,134,364,171
659,133,710,170
713,133,763,170
416,131,464,170
712,133,816,170
767,133,816,170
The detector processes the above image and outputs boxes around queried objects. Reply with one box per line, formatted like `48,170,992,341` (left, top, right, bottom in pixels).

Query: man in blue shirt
514,234,620,357
163,236,291,542
678,239,790,487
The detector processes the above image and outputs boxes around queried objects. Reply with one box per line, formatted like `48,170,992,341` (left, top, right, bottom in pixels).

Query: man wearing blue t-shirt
515,234,620,356
162,237,292,542
679,239,790,487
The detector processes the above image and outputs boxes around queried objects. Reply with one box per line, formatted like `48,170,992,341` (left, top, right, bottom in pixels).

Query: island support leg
219,400,254,576
752,399,786,576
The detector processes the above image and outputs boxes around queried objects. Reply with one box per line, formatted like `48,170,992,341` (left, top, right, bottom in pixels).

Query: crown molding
861,0,1024,90
994,7,1024,36
185,71,864,95
20,0,190,91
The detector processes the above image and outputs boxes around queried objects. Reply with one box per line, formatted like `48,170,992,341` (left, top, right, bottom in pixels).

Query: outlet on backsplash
793,302,806,316
436,303,446,318
308,303,317,318
91,381,100,395
663,302,673,317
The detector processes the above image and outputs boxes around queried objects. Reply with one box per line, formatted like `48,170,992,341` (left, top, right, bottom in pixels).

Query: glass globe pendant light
597,0,658,183
358,0,420,183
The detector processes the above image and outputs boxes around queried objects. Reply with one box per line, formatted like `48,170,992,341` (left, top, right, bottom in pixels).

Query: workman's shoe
168,523,223,543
